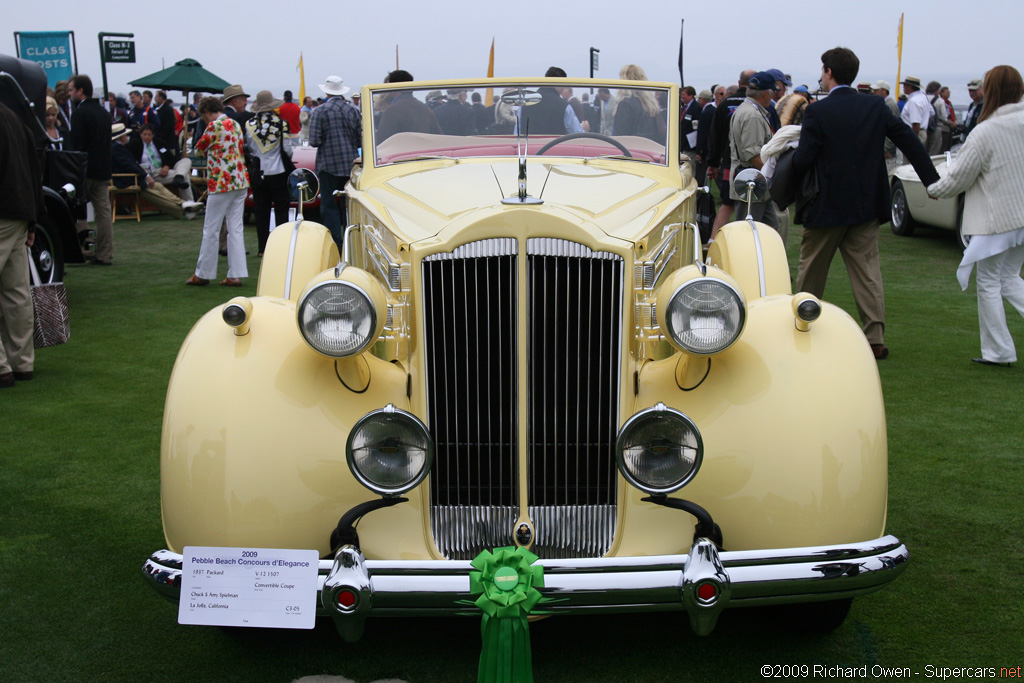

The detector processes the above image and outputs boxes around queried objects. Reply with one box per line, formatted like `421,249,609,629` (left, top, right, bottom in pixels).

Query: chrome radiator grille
423,238,623,560
527,239,623,559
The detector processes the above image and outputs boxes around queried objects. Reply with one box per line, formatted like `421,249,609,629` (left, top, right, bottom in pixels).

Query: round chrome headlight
616,403,703,495
298,281,377,357
346,405,433,496
662,277,745,355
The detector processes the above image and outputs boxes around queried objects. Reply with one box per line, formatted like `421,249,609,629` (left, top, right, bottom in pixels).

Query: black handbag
247,153,263,190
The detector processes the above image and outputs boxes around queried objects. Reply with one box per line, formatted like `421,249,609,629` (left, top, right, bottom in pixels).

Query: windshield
369,81,671,167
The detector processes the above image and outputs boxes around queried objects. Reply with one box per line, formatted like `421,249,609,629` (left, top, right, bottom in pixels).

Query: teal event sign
15,31,75,88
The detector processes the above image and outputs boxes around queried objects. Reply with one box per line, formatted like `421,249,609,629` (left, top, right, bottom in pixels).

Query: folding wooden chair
109,174,142,222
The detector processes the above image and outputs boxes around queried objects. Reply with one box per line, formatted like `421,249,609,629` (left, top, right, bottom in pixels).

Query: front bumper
142,535,908,640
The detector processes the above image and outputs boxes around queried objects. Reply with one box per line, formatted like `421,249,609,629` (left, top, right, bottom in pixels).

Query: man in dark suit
679,86,701,153
153,90,179,153
793,47,939,360
222,84,253,125
376,70,442,142
69,74,114,265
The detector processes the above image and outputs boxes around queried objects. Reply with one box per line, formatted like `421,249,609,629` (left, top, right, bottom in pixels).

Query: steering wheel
536,132,633,157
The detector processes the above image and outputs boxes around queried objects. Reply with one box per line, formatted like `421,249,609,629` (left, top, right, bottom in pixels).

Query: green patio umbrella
129,58,230,94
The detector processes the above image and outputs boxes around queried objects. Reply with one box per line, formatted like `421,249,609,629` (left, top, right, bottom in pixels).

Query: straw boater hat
318,75,350,97
110,123,130,141
901,76,922,89
250,90,284,113
221,84,249,102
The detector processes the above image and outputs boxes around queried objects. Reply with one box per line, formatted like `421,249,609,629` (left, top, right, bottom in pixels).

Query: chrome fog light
616,403,703,495
662,278,745,355
347,405,433,496
298,281,377,357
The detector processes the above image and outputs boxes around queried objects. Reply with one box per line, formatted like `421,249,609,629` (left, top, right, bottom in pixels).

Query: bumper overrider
142,534,908,640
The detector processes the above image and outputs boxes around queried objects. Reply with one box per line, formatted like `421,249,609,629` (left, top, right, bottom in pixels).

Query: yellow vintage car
143,78,907,640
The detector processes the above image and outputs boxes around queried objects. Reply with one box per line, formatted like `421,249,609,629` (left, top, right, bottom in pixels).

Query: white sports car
890,151,968,248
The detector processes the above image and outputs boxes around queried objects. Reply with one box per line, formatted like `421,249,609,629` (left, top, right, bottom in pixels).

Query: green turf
1,214,1021,682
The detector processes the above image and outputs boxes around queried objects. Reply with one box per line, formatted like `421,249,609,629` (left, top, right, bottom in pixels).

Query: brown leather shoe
186,275,210,286
0,372,14,388
871,344,889,360
220,278,242,287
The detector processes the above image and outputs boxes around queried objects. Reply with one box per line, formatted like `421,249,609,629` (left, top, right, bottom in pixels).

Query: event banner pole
98,32,135,98
12,31,77,88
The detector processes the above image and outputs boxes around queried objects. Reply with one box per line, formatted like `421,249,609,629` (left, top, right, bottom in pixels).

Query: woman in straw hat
927,65,1024,367
187,96,249,287
245,90,294,256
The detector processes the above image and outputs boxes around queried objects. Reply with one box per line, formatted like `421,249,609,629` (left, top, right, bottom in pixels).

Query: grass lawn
1,213,1021,682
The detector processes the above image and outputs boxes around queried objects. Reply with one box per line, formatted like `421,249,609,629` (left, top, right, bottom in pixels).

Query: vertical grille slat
425,237,621,560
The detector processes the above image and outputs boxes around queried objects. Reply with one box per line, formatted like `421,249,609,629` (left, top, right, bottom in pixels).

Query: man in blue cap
728,71,780,231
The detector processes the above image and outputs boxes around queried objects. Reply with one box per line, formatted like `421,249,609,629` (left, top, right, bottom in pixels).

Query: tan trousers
142,182,185,219
0,219,35,375
795,220,885,345
77,178,114,262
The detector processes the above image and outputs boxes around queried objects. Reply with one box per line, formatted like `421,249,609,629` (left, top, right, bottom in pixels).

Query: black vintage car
0,54,87,282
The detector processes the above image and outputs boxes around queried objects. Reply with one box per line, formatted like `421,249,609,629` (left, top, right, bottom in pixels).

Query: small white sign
178,547,319,629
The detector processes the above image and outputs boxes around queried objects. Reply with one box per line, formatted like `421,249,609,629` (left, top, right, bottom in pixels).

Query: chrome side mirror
733,168,768,218
288,168,319,217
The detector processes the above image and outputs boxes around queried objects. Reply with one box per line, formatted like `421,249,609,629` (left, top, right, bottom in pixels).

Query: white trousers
976,242,1024,363
195,189,247,280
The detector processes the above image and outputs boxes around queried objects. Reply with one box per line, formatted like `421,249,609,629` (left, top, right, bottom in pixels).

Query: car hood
354,160,685,243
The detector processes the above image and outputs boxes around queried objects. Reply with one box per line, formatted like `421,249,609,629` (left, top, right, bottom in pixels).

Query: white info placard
179,547,319,629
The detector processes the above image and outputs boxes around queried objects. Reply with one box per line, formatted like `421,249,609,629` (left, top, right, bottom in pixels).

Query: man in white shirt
899,77,931,165
900,77,931,144
130,124,194,201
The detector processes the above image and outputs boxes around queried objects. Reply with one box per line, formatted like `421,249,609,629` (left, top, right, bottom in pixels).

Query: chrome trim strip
341,224,359,264
526,237,619,260
283,219,304,300
424,238,517,261
745,217,767,298
143,534,908,629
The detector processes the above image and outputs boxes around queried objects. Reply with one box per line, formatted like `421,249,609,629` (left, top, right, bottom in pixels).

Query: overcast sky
7,0,1021,106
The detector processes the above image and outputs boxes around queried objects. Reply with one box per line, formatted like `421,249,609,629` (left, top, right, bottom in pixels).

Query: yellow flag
297,53,306,104
895,13,904,99
485,38,495,107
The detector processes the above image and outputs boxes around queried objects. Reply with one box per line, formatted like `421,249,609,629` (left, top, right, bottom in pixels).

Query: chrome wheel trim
891,187,908,229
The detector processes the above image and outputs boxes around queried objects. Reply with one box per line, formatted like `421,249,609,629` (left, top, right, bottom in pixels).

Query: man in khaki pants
0,102,44,388
69,74,114,265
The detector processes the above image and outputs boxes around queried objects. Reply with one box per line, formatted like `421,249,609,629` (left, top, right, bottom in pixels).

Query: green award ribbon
467,546,546,683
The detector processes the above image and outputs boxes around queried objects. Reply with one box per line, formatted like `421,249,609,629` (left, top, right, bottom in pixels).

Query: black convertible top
0,53,48,136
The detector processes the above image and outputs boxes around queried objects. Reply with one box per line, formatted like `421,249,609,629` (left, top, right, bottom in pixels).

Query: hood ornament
500,88,544,205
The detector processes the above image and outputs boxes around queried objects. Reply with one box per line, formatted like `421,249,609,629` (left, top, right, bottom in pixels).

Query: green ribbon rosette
467,546,546,683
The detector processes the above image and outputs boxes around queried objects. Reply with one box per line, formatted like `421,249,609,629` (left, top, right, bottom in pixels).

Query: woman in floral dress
187,96,249,286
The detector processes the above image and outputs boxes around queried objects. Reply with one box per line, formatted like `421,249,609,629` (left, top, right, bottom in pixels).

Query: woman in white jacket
928,65,1024,367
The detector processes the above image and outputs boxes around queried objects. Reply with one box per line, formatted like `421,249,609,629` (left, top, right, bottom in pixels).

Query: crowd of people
1,50,1022,389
